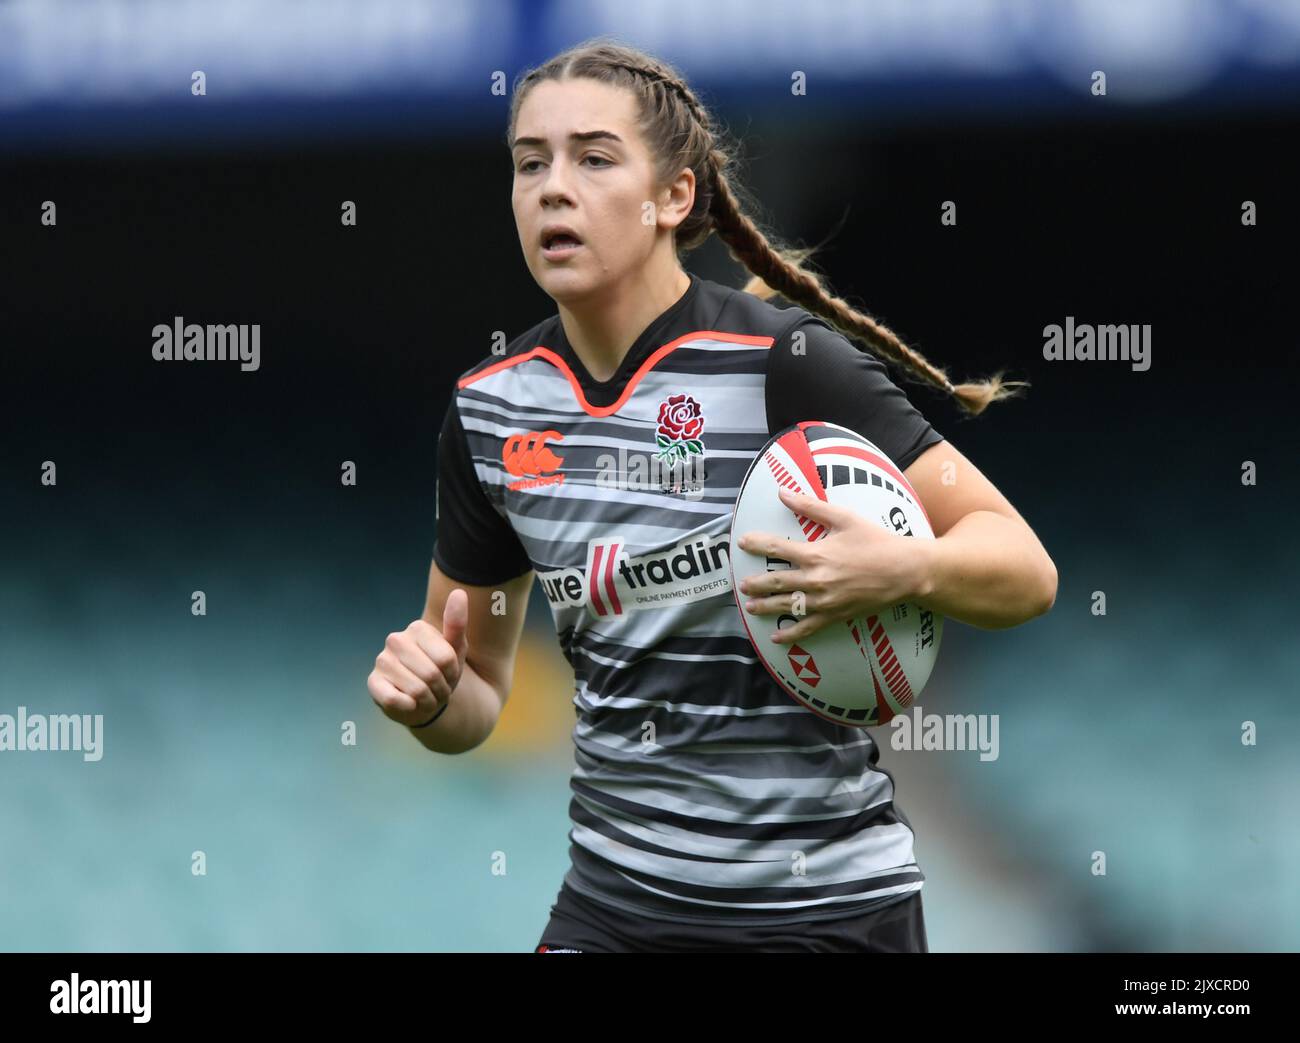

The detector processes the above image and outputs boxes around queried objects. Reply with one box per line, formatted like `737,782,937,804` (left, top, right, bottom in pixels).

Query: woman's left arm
900,439,1057,629
737,439,1058,638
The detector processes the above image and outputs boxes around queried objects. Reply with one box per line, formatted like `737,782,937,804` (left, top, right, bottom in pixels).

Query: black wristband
410,699,451,729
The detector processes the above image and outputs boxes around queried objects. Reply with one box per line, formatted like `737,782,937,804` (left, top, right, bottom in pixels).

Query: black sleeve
765,317,945,471
431,399,534,586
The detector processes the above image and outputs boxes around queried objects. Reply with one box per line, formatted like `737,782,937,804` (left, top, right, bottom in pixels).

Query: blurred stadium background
2,0,1298,952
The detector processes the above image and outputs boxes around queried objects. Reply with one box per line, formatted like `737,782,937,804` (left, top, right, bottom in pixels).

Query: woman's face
511,77,674,302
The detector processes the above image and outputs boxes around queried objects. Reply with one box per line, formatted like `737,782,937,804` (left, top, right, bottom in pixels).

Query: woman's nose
540,157,575,205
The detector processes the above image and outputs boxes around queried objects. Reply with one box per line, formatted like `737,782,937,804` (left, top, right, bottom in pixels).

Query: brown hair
507,37,1028,416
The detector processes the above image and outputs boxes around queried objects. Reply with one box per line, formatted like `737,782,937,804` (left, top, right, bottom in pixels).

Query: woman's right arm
368,560,535,754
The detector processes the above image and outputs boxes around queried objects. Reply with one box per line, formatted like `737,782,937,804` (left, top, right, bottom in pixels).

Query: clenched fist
368,588,470,728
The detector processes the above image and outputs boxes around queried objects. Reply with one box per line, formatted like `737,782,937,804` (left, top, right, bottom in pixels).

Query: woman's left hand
735,487,931,644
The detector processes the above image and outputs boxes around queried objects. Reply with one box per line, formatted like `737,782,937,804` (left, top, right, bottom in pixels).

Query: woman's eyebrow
511,130,623,150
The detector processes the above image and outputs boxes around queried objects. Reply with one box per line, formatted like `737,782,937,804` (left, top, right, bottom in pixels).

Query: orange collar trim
456,329,774,418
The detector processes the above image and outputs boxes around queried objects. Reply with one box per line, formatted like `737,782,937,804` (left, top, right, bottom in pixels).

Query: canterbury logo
503,430,565,491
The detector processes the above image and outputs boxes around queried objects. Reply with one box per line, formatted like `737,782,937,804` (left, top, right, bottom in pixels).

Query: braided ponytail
508,37,1028,417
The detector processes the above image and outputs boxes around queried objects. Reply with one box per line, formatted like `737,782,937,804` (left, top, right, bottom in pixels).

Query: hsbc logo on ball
538,531,732,617
786,644,822,687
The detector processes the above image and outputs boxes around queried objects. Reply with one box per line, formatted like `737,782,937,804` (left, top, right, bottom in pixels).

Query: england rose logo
655,393,705,462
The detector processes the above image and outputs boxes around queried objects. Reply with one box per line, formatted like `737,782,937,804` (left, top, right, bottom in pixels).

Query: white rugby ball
729,421,943,727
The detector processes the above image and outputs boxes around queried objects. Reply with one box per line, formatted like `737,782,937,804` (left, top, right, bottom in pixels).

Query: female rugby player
367,39,1058,953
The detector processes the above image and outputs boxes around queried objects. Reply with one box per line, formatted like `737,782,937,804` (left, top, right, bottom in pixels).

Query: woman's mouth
541,231,584,261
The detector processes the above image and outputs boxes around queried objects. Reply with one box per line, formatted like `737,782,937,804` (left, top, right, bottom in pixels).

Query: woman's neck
558,265,691,383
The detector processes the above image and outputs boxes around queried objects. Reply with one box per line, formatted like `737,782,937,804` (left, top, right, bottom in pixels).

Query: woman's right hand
368,588,470,727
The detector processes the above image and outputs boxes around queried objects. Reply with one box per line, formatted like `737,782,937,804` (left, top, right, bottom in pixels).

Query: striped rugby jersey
433,271,945,926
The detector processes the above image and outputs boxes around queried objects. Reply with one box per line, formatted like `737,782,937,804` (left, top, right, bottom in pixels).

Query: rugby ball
729,421,942,727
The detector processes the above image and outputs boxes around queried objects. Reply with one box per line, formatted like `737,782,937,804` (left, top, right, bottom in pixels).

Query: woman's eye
516,155,609,174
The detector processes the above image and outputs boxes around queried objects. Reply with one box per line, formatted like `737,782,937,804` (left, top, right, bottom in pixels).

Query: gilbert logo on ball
729,421,943,727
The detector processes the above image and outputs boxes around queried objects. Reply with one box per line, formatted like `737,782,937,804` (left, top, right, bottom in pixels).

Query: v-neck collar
552,272,700,408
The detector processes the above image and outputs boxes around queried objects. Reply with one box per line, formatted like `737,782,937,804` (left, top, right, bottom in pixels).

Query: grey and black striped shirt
434,271,945,926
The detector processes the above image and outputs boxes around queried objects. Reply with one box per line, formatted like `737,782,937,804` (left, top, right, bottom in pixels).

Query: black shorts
535,884,929,953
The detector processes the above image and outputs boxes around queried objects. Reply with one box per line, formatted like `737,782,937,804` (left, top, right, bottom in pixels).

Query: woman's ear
657,166,696,232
